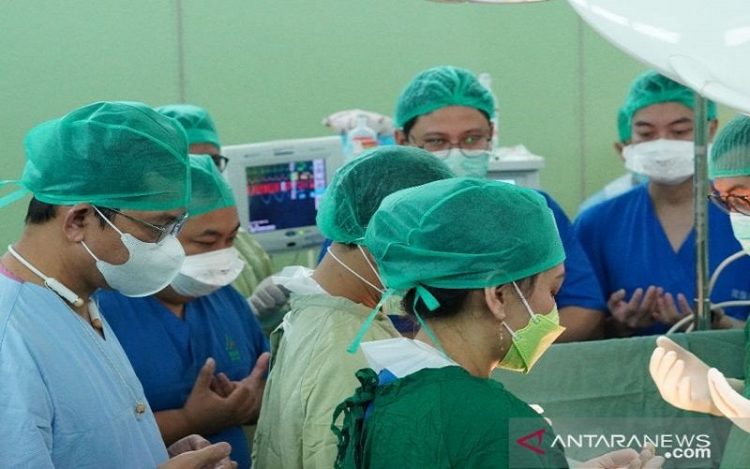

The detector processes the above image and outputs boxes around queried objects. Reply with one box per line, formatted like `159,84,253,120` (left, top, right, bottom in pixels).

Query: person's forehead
714,176,750,194
632,102,694,126
189,142,221,154
182,206,239,234
411,106,490,135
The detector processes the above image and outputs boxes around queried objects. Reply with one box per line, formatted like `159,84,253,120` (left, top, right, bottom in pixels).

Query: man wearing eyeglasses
574,70,750,337
96,155,270,469
0,101,235,468
157,104,274,302
393,65,606,342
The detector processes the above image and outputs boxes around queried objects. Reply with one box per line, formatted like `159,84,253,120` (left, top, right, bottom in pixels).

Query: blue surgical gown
96,285,268,469
316,191,605,313
0,276,168,468
574,184,750,335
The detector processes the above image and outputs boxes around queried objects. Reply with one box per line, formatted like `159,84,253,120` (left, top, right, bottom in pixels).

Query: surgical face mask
170,247,245,298
432,148,490,178
729,212,750,254
82,208,186,297
623,139,696,185
497,282,566,374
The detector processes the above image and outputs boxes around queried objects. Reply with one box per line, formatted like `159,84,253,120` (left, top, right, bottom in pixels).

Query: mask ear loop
327,246,385,294
357,245,386,292
412,285,448,357
512,281,539,323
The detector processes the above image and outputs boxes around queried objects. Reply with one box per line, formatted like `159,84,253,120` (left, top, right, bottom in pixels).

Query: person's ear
484,285,507,322
708,119,719,140
395,129,409,145
61,204,96,243
613,141,625,162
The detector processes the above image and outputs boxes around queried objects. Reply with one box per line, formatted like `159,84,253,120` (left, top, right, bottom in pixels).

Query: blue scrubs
574,184,750,335
539,191,607,312
0,276,168,468
97,285,268,469
317,191,605,314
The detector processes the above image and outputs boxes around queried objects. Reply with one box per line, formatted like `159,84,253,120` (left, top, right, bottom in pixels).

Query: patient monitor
223,136,344,253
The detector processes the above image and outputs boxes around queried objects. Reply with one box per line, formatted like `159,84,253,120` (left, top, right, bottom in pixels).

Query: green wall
0,0,737,251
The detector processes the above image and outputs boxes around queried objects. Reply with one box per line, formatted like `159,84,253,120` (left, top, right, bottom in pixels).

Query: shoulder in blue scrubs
574,184,750,335
537,190,606,313
96,285,268,468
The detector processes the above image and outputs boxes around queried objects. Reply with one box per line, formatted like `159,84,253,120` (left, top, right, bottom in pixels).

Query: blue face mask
432,148,490,178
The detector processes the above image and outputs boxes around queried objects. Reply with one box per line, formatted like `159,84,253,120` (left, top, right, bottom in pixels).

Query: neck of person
1,230,96,318
155,287,189,318
312,243,383,308
648,177,694,207
415,312,504,379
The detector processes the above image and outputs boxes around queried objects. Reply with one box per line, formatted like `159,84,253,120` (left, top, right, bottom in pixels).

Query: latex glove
161,437,236,469
649,336,723,416
707,368,750,433
248,277,289,318
575,445,664,468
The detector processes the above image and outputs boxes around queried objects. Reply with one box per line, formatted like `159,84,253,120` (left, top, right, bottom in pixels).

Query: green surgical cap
187,154,236,217
618,70,717,142
394,66,495,129
364,178,565,291
709,114,750,179
21,101,190,211
316,145,455,244
156,104,221,148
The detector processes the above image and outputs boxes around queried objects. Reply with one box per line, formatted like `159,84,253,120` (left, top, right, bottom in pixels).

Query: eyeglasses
708,192,750,216
102,208,189,242
209,154,229,172
409,133,491,157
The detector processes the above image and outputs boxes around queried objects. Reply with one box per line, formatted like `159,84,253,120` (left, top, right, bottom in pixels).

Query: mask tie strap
0,181,29,208
413,284,448,357
347,290,393,354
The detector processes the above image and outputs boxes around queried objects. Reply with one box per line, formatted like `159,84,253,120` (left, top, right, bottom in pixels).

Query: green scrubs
333,366,569,468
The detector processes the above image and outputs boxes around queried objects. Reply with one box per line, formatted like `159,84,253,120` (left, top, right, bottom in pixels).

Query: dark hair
402,274,538,319
25,197,115,228
25,197,58,224
402,110,492,140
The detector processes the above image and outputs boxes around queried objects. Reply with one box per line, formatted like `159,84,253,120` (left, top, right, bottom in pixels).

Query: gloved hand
575,444,664,468
649,336,724,416
707,368,750,433
248,277,289,318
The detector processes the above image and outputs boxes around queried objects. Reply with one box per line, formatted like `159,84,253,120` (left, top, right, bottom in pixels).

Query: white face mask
432,148,491,178
730,212,750,254
82,209,186,297
170,247,245,298
623,139,698,185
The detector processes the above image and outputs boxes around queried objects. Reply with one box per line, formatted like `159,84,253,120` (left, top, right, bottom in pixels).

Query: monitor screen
245,158,327,234
223,135,343,252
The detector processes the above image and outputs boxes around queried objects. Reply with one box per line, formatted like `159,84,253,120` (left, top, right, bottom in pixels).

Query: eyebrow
633,117,693,128
421,128,490,137
196,223,241,237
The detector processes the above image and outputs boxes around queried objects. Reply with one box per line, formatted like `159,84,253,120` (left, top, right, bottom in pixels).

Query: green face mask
497,282,566,374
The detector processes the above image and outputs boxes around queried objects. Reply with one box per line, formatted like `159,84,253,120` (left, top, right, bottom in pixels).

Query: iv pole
693,94,711,330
